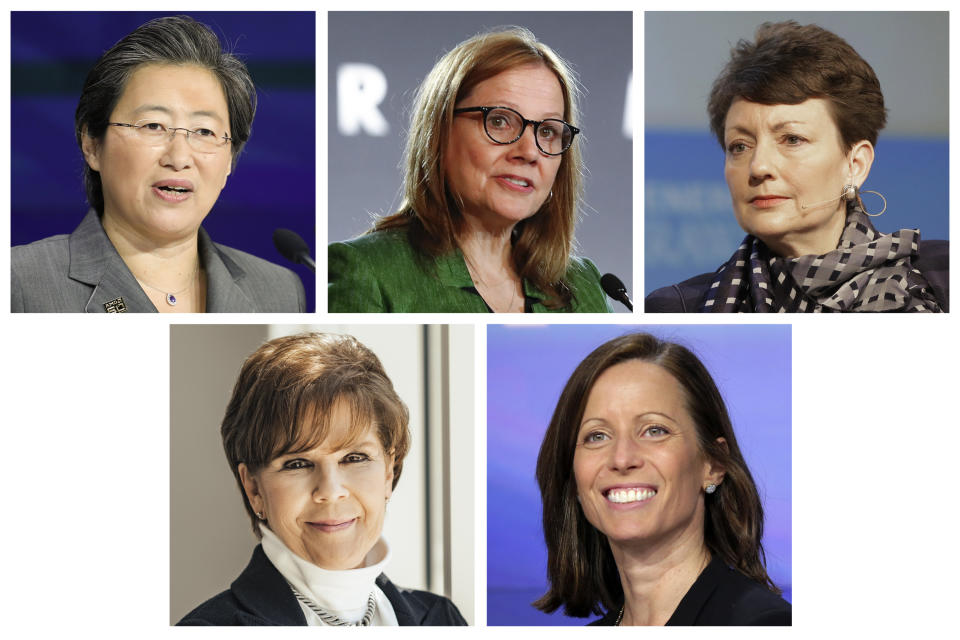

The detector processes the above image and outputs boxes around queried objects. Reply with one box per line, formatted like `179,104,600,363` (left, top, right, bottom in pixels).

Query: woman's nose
511,124,540,161
312,468,349,501
159,130,194,170
748,140,776,183
610,435,644,472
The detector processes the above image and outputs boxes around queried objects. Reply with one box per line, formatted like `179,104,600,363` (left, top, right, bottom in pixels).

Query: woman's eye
727,141,747,154
539,125,558,140
194,128,217,138
583,431,609,444
282,458,311,470
783,134,805,145
644,425,669,437
141,122,166,132
343,452,371,464
489,115,509,129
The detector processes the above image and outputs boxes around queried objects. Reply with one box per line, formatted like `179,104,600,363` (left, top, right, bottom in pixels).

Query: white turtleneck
259,523,399,626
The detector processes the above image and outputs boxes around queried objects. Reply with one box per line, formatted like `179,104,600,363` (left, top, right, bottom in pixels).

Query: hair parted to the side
75,15,257,214
374,27,583,310
708,21,887,151
534,333,779,618
221,332,410,538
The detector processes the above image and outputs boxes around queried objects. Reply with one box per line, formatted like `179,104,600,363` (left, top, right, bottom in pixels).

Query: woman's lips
152,179,194,203
307,518,357,533
602,484,657,510
750,195,789,209
495,175,535,193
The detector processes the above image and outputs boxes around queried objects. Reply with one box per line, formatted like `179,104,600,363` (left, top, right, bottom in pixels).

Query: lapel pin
103,297,127,313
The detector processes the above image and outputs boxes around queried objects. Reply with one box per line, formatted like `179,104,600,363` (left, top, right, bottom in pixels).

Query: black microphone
601,273,633,312
273,228,315,272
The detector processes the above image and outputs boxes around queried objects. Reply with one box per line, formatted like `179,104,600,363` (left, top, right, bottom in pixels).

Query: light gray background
646,12,948,136
328,11,634,309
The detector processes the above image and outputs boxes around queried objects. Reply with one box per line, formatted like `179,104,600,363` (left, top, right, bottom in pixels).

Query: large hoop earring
858,189,887,217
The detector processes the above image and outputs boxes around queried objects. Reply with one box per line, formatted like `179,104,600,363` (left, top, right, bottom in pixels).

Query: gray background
328,12,634,309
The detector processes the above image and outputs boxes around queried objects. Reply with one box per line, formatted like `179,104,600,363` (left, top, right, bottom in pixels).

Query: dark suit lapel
68,211,156,313
665,556,725,626
198,228,257,312
231,545,307,625
376,574,423,626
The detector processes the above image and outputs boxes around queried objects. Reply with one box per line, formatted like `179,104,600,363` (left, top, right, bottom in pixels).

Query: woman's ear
383,456,395,500
848,140,875,189
81,129,101,172
238,463,263,515
705,437,728,487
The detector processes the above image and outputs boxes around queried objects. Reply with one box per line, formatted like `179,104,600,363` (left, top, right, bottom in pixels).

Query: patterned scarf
701,205,941,312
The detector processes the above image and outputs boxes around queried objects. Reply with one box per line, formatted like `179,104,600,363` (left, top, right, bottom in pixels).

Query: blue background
487,324,792,625
11,12,317,311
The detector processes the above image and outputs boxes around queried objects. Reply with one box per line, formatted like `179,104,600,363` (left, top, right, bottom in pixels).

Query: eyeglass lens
132,121,227,152
483,108,572,155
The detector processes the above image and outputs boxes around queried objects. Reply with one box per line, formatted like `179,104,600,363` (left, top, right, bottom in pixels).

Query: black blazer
646,238,949,313
177,545,467,626
589,557,791,626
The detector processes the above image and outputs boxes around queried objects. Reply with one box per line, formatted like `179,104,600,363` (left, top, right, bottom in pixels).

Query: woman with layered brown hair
178,333,466,626
535,333,790,625
328,27,610,313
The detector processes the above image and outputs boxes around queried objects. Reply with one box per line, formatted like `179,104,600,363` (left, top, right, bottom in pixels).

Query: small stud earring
256,511,265,520
705,484,717,494
841,184,857,202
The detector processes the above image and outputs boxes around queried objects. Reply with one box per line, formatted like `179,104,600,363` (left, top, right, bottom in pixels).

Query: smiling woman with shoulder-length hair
535,333,790,625
11,15,304,313
328,27,610,313
645,21,948,313
178,332,466,626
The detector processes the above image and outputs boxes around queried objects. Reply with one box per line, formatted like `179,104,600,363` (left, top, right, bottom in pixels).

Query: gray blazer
11,211,306,313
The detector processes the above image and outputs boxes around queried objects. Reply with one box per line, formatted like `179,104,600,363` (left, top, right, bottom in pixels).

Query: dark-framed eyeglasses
108,119,232,153
453,106,579,156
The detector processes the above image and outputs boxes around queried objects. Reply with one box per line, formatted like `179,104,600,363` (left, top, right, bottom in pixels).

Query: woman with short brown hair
646,21,948,313
179,332,465,626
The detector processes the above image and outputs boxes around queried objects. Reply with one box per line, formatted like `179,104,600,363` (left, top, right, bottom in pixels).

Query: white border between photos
3,2,958,639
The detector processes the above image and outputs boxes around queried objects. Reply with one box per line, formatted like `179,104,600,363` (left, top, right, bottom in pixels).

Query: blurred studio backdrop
328,11,634,310
10,12,317,310
169,324,474,624
644,11,948,296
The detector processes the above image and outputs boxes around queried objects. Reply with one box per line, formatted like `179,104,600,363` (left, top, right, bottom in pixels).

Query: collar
229,545,428,626
664,555,727,625
66,209,257,312
259,523,394,623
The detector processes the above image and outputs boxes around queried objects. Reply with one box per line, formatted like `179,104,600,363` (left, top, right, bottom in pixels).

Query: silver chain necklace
288,584,377,626
135,263,199,306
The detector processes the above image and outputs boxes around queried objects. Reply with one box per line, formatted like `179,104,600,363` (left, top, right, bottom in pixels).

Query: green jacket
328,229,612,313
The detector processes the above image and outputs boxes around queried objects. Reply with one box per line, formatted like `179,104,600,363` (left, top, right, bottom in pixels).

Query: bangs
261,387,385,464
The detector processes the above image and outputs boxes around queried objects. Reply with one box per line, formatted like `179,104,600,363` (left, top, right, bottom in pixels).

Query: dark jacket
645,239,949,313
11,210,305,313
328,228,612,313
177,545,467,626
589,556,791,626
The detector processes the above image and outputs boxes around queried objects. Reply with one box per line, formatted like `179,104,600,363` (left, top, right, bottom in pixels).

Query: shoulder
697,566,791,626
212,242,305,312
11,234,81,313
378,575,468,626
563,256,612,313
916,239,949,311
329,229,419,268
12,233,71,271
177,588,263,626
644,271,715,313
